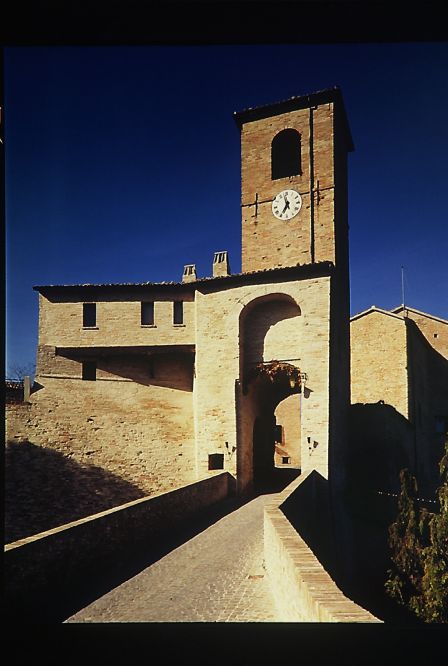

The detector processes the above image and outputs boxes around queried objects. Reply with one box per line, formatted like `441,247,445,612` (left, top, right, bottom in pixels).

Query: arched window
271,129,301,180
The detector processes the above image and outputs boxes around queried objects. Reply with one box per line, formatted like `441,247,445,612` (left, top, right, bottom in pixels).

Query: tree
7,362,35,382
417,443,448,622
385,440,448,622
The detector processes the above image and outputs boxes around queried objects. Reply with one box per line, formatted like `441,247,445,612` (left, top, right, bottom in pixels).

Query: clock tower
234,87,353,273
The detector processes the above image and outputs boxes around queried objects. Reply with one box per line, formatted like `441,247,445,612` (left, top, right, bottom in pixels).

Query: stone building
7,87,353,509
350,305,448,496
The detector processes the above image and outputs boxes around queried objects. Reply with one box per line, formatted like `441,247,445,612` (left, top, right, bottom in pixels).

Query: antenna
401,265,407,316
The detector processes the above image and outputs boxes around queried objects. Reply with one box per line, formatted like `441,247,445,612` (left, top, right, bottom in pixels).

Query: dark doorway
253,414,276,490
252,413,301,493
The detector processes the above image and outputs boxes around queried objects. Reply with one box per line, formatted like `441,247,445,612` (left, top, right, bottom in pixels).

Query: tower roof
233,86,354,151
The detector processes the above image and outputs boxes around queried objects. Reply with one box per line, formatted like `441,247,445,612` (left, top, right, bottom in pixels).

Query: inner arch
239,293,301,379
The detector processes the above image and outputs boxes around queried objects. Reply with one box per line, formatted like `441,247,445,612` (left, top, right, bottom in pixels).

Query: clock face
272,189,302,220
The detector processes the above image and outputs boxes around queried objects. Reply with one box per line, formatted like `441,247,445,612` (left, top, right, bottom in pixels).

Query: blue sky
4,44,448,375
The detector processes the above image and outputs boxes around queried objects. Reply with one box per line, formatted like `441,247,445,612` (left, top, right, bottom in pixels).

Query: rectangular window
173,301,183,325
141,301,155,326
83,303,96,328
275,425,283,443
82,361,96,381
208,453,224,470
282,456,291,465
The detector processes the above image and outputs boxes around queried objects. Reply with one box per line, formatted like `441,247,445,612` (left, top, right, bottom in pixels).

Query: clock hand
282,196,290,213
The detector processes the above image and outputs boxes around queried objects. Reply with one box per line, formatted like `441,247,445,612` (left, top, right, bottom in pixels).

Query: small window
274,425,283,443
82,361,96,381
435,416,448,434
83,303,96,328
434,333,439,339
141,301,155,326
173,301,183,325
208,453,224,470
272,128,302,180
282,456,291,465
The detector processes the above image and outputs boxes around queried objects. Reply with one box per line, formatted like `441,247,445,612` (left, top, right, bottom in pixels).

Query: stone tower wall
240,102,339,272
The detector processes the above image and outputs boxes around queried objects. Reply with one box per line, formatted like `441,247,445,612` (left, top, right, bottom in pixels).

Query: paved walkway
65,494,287,622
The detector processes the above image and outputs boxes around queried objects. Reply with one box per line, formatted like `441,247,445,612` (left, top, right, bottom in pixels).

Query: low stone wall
264,471,382,622
5,472,234,622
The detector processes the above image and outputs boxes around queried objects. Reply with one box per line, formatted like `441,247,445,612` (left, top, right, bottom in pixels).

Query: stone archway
236,293,303,494
246,361,302,492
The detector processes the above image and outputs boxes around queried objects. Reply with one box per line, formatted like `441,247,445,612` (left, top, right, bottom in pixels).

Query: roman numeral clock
271,189,302,221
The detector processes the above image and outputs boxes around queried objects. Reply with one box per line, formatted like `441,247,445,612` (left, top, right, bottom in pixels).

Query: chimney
182,264,197,283
213,251,230,278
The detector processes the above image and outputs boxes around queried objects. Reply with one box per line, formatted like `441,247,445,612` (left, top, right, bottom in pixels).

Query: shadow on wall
335,403,423,623
5,440,146,543
60,351,194,392
281,468,421,623
348,402,414,496
281,470,338,581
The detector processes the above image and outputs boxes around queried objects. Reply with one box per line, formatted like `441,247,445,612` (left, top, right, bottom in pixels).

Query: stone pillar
23,376,31,402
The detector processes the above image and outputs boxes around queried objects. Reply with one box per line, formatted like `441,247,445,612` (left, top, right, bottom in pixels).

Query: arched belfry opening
238,294,303,493
271,128,302,180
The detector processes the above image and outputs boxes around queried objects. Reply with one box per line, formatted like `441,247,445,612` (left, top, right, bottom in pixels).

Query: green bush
385,440,448,623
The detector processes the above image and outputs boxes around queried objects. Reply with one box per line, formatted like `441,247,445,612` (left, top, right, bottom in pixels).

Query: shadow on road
7,467,301,623
62,469,301,622
253,467,301,495
53,493,258,622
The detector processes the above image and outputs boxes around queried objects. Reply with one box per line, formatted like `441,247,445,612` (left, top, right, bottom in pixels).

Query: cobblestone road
65,494,286,622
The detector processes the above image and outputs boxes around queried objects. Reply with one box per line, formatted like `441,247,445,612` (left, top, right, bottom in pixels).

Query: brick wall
328,270,351,491
38,289,195,349
264,471,381,622
395,307,448,359
240,102,349,273
241,106,313,271
351,311,408,417
6,353,196,530
406,319,448,494
350,309,448,496
194,276,332,491
12,268,340,526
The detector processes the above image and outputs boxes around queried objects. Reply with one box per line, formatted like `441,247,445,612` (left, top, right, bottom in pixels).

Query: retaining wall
5,472,234,622
264,470,382,622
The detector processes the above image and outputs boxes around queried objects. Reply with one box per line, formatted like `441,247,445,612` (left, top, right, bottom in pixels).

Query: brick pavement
65,494,292,622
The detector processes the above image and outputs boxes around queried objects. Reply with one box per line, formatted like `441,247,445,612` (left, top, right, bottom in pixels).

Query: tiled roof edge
350,306,404,322
33,261,334,291
391,305,448,325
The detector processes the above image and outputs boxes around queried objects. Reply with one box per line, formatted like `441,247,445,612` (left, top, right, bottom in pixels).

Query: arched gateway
237,294,304,492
